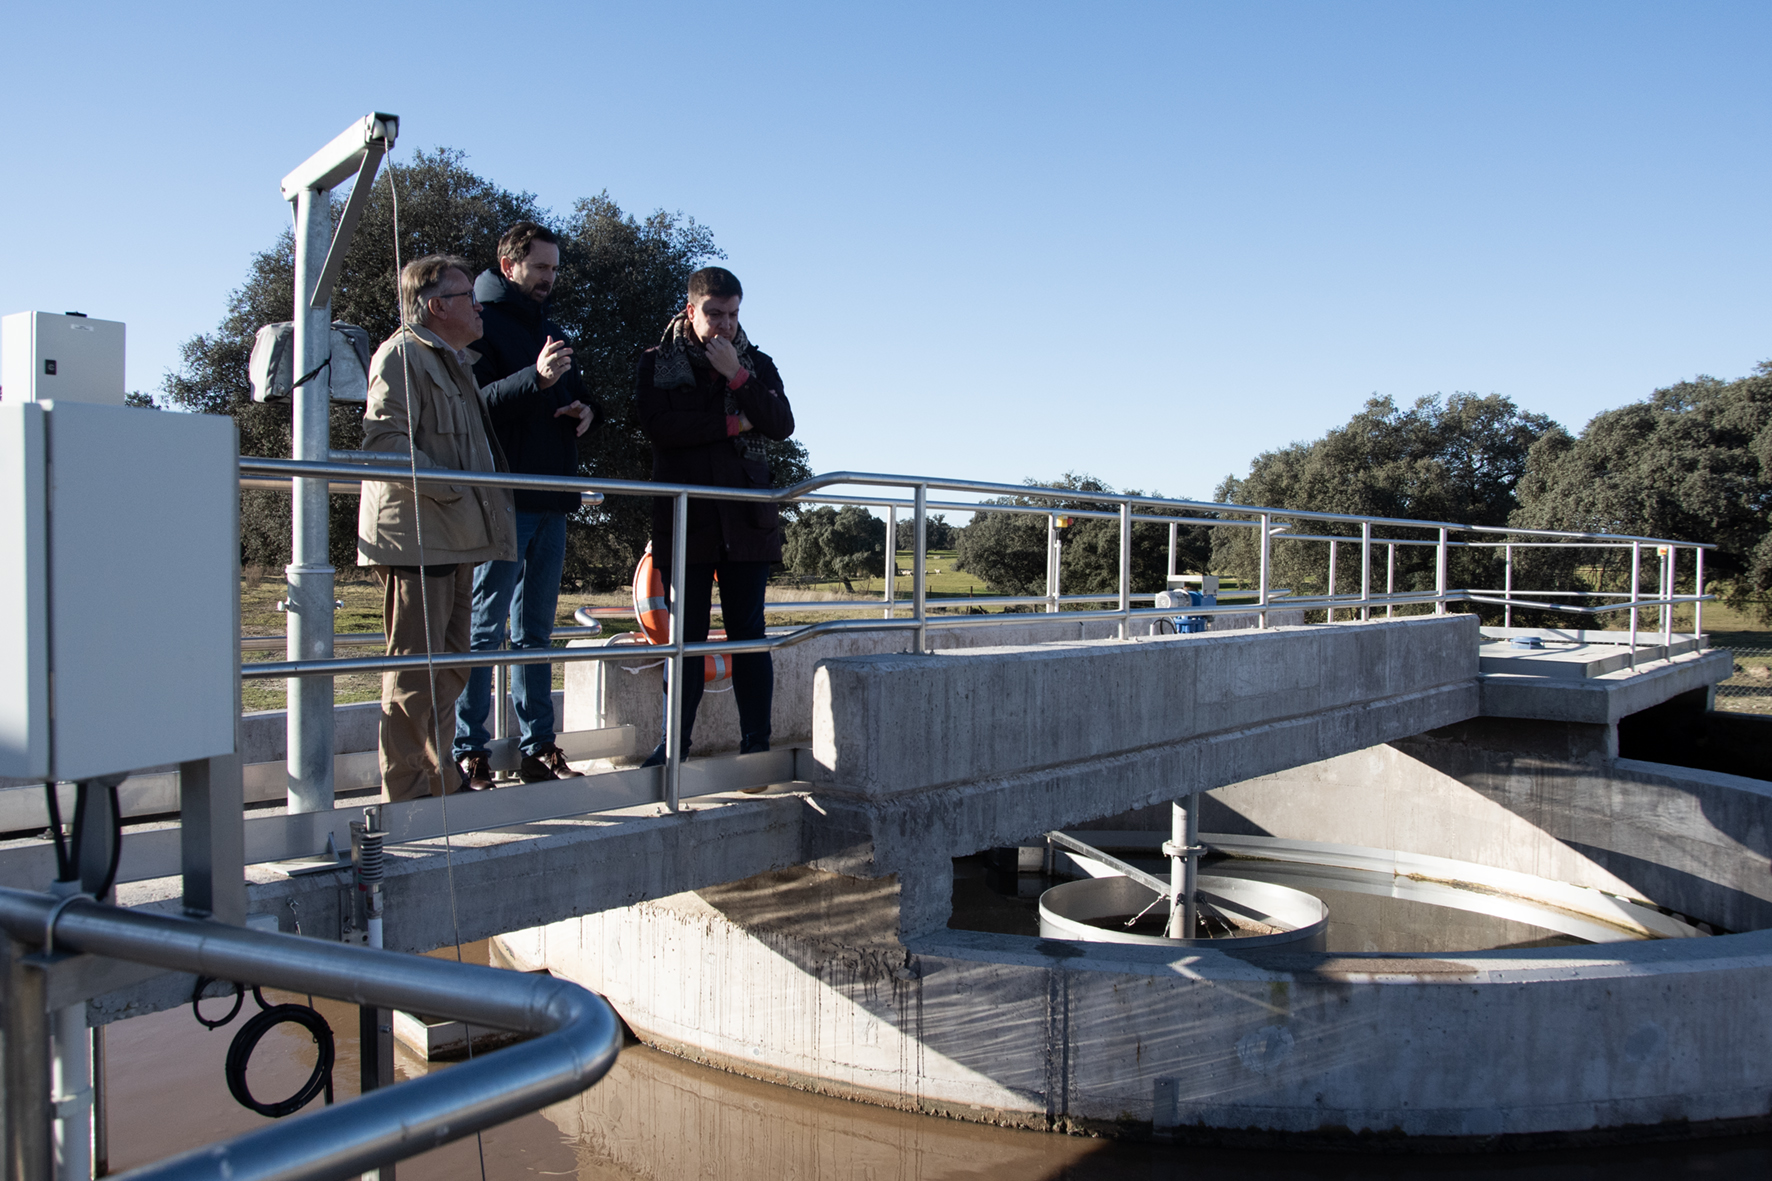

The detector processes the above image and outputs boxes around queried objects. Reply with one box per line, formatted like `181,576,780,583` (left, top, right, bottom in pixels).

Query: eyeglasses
434,291,479,305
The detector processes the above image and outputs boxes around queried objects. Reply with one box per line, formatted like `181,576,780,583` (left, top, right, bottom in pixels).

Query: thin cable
384,157,489,1181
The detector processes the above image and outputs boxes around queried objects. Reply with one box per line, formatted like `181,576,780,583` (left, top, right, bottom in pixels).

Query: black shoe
640,742,691,768
457,753,494,791
520,744,585,783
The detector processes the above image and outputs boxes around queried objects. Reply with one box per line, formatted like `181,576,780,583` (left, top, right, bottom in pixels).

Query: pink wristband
727,368,750,390
726,414,744,436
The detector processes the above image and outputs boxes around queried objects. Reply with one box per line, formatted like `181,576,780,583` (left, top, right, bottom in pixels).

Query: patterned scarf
653,312,769,463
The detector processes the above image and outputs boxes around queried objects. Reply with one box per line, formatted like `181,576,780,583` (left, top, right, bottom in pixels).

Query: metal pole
1629,541,1641,670
1435,528,1448,616
1168,521,1178,580
51,1002,91,1181
1662,547,1674,648
1695,547,1706,639
91,1025,106,1179
664,492,689,810
1504,543,1514,629
492,664,508,745
1326,540,1337,624
884,506,896,620
1165,801,1184,939
4,935,52,1181
1360,522,1372,621
1117,502,1131,640
1046,514,1058,613
1386,542,1395,619
913,485,928,653
358,808,393,1181
286,187,336,817
1257,513,1271,629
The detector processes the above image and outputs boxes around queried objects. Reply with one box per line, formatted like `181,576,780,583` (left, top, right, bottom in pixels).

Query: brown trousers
375,564,474,802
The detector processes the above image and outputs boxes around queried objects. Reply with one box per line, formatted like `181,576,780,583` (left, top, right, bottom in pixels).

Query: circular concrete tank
500,746,1772,1146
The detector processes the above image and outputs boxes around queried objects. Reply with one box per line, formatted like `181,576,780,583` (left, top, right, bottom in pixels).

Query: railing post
1386,542,1395,619
1046,512,1059,613
1628,540,1641,670
1504,543,1514,629
1695,547,1706,640
1257,513,1271,630
1435,528,1448,615
1662,546,1675,648
1168,521,1178,581
1326,539,1337,624
1117,501,1131,640
884,505,896,620
913,484,928,653
664,491,689,810
492,663,508,745
3,935,52,1181
1360,522,1372,621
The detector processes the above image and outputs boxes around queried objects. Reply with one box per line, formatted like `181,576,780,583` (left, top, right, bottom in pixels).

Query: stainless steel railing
0,887,620,1181
239,456,1717,809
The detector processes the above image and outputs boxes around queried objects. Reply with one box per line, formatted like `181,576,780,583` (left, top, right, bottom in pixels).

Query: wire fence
1715,644,1772,714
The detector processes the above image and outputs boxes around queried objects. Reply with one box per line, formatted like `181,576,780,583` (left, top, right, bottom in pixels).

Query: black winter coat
469,269,602,514
635,344,795,566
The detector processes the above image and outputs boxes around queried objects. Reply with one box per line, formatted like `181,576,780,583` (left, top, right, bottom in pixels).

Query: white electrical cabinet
0,401,237,782
1,311,127,405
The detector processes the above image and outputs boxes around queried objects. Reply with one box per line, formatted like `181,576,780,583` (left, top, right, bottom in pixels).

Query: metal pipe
1504,543,1514,628
1663,547,1675,648
1165,801,1185,939
1257,513,1272,629
1046,514,1058,613
1435,528,1448,616
1168,521,1178,580
52,1001,91,1181
665,492,688,811
491,663,508,745
0,890,620,1181
1386,543,1395,619
1326,540,1337,624
884,506,896,620
1695,547,1706,639
1183,790,1200,938
1360,522,1372,621
5,934,53,1180
913,484,928,653
1117,502,1131,640
92,1023,107,1179
287,189,336,817
1629,541,1641,670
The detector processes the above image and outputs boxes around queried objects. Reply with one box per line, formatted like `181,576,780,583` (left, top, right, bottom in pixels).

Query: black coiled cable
193,979,335,1117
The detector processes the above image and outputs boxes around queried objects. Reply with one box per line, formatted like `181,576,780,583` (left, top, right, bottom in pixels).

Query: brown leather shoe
457,753,494,791
520,745,584,783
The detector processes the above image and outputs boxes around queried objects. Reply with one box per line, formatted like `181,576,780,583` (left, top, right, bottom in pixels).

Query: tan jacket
355,325,516,567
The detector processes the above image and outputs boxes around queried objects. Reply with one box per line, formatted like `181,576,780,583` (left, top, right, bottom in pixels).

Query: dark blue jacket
470,268,602,514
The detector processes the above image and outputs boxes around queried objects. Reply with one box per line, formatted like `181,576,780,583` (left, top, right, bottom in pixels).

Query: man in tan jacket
358,254,516,801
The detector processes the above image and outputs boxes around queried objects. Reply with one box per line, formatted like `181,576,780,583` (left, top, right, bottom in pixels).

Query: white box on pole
1,312,127,405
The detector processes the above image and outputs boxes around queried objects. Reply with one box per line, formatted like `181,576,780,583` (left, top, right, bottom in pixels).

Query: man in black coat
635,266,795,764
453,221,600,787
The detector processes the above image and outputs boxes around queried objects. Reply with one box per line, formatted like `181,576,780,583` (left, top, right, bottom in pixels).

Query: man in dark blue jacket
453,221,600,786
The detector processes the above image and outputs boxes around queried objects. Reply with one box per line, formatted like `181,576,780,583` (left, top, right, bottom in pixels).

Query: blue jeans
454,510,567,759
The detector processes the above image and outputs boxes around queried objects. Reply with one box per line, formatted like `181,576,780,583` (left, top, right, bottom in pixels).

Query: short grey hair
400,254,473,326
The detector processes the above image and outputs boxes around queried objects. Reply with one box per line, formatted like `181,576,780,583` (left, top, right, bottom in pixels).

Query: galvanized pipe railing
0,889,620,1181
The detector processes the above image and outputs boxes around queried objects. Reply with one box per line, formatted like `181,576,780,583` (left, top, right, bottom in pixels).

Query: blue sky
1,1,1766,503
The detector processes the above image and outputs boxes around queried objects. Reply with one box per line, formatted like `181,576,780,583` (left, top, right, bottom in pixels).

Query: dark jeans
453,511,567,759
672,560,773,753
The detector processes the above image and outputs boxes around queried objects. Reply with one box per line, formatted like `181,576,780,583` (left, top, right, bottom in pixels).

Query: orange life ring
631,546,732,683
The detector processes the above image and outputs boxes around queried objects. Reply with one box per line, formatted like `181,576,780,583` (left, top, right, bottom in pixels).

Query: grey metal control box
0,401,237,781
1,311,127,405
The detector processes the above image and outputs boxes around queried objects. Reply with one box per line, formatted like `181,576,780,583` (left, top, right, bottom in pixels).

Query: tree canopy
163,148,810,588
953,473,1211,600
782,506,886,590
1210,393,1557,610
1512,366,1772,619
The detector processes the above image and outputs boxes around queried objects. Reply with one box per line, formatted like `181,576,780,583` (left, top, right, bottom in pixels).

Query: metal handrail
240,455,1718,808
0,888,620,1181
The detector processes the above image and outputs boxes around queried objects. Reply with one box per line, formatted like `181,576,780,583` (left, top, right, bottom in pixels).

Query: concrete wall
805,616,1479,937
565,611,1304,758
505,863,1772,1141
